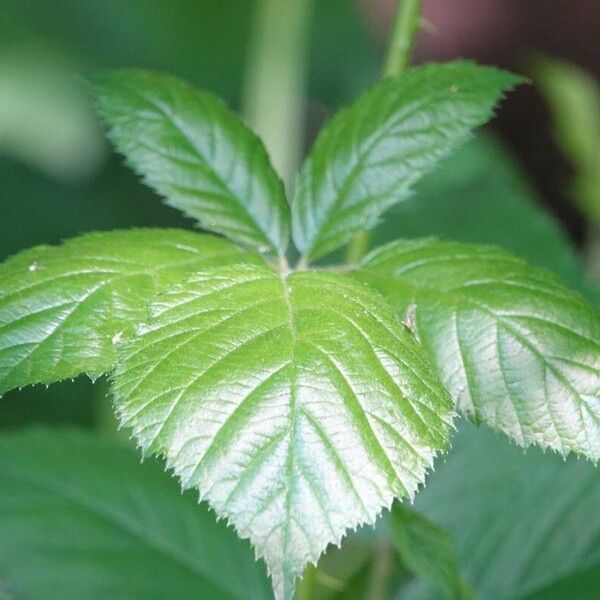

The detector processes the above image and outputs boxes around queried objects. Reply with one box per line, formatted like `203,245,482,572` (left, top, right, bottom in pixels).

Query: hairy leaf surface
292,62,522,261
112,263,454,599
356,239,600,459
0,429,271,599
93,70,290,255
0,229,256,395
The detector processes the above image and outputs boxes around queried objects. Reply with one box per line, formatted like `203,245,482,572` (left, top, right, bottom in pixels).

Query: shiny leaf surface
356,239,600,459
371,134,586,288
0,229,256,395
93,70,290,255
112,263,454,599
292,62,522,261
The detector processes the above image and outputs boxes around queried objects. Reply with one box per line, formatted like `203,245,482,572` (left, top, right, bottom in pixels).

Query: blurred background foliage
0,1,599,598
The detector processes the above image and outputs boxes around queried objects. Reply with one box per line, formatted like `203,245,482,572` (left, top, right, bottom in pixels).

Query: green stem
382,0,424,78
345,0,423,265
243,0,314,193
368,540,393,600
295,564,317,600
345,229,371,264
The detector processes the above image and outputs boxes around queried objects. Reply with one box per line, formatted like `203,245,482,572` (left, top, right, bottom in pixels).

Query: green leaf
112,262,454,600
306,533,397,600
292,61,523,261
371,134,587,289
92,69,290,255
0,228,257,396
0,428,272,599
356,239,600,459
0,580,10,600
390,504,472,600
408,422,600,600
523,565,600,600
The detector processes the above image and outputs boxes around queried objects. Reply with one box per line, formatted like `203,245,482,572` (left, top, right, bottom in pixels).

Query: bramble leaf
0,228,257,396
356,239,600,459
92,69,290,255
291,61,523,261
0,429,272,599
112,263,454,600
371,134,586,287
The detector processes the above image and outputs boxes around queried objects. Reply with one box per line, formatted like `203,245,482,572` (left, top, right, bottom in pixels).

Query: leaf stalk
382,0,424,78
243,0,314,193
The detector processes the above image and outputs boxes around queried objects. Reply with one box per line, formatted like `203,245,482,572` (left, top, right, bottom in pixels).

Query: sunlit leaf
93,70,290,255
356,238,600,459
112,262,454,599
371,134,587,288
0,228,257,395
292,62,522,261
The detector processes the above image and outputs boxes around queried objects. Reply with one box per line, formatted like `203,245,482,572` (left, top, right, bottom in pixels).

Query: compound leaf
0,429,272,600
93,69,290,255
112,263,453,600
292,62,522,261
0,228,257,396
356,239,600,459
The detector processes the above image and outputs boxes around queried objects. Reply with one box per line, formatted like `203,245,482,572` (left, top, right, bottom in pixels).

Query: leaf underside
292,61,523,261
92,69,290,255
0,228,257,396
112,263,454,599
355,238,600,460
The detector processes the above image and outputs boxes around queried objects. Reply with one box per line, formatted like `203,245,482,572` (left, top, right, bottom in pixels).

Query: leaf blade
355,239,600,459
0,228,257,395
369,133,587,289
0,429,272,600
292,61,523,261
409,422,600,600
92,69,290,255
112,263,454,599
